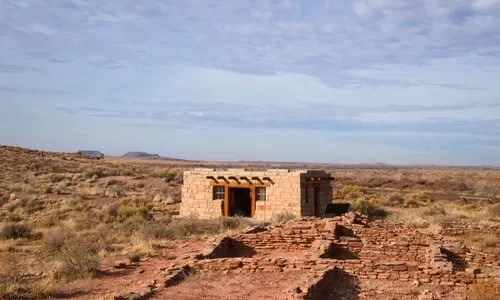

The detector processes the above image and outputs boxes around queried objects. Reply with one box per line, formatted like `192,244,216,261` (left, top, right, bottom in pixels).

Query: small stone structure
180,168,333,220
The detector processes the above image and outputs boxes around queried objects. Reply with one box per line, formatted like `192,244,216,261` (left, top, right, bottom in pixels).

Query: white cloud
1,0,500,164
1,0,498,86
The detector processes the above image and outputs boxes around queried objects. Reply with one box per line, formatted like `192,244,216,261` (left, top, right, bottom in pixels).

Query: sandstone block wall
180,168,333,220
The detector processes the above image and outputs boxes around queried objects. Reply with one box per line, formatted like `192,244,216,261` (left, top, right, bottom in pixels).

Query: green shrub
1,223,32,240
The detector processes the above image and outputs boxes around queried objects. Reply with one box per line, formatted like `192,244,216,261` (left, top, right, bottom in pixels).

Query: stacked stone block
194,213,499,288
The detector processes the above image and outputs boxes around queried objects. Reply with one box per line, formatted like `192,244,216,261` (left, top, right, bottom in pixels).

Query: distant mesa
122,151,161,158
77,150,104,158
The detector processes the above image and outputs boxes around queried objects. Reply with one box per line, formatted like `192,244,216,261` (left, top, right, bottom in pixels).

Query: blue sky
1,0,500,165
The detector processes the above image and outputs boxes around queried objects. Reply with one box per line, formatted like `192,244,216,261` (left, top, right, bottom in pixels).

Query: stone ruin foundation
122,213,500,299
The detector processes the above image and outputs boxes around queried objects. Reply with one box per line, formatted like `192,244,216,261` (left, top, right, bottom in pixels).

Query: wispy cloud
0,84,68,95
1,0,500,165
1,0,499,88
53,107,76,115
0,63,45,74
79,99,500,137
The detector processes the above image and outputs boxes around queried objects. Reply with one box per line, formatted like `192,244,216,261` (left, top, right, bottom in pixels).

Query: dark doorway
314,187,321,216
229,188,252,217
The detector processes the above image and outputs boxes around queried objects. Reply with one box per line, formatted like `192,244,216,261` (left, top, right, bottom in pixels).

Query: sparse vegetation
349,198,389,220
41,228,101,281
1,223,33,240
141,215,253,240
273,211,296,223
333,185,365,200
467,280,499,300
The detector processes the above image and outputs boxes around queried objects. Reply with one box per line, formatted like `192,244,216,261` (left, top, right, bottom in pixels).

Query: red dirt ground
56,239,209,300
153,271,308,300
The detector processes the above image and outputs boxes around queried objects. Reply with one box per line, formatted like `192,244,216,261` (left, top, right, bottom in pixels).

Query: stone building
180,168,334,220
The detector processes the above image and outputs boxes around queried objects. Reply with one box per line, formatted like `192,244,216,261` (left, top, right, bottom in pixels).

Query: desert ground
0,145,499,300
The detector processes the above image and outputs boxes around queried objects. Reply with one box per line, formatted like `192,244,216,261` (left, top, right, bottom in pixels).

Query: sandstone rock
114,261,128,269
465,267,480,275
418,290,435,300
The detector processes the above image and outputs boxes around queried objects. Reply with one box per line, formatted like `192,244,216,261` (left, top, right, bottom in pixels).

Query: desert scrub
1,223,33,240
151,168,181,182
485,203,500,220
71,211,107,231
41,228,101,281
406,217,430,229
467,279,499,300
0,257,55,300
81,167,105,179
383,192,405,207
349,198,388,220
116,203,151,221
333,185,365,200
0,192,8,207
403,192,431,207
141,216,253,240
273,211,296,223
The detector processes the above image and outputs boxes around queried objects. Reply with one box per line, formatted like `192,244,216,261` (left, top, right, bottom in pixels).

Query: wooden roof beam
251,176,264,184
240,176,252,184
217,176,229,183
262,176,274,184
206,175,218,184
228,176,240,184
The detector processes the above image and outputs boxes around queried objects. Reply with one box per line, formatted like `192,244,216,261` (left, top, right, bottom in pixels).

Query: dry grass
332,168,500,197
1,223,33,240
141,215,254,240
349,198,389,220
0,254,55,299
272,211,296,223
467,280,499,300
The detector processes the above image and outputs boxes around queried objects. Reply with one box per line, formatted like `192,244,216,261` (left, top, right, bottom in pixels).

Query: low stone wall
193,257,477,286
228,219,335,251
347,221,433,264
297,267,358,300
438,222,500,237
